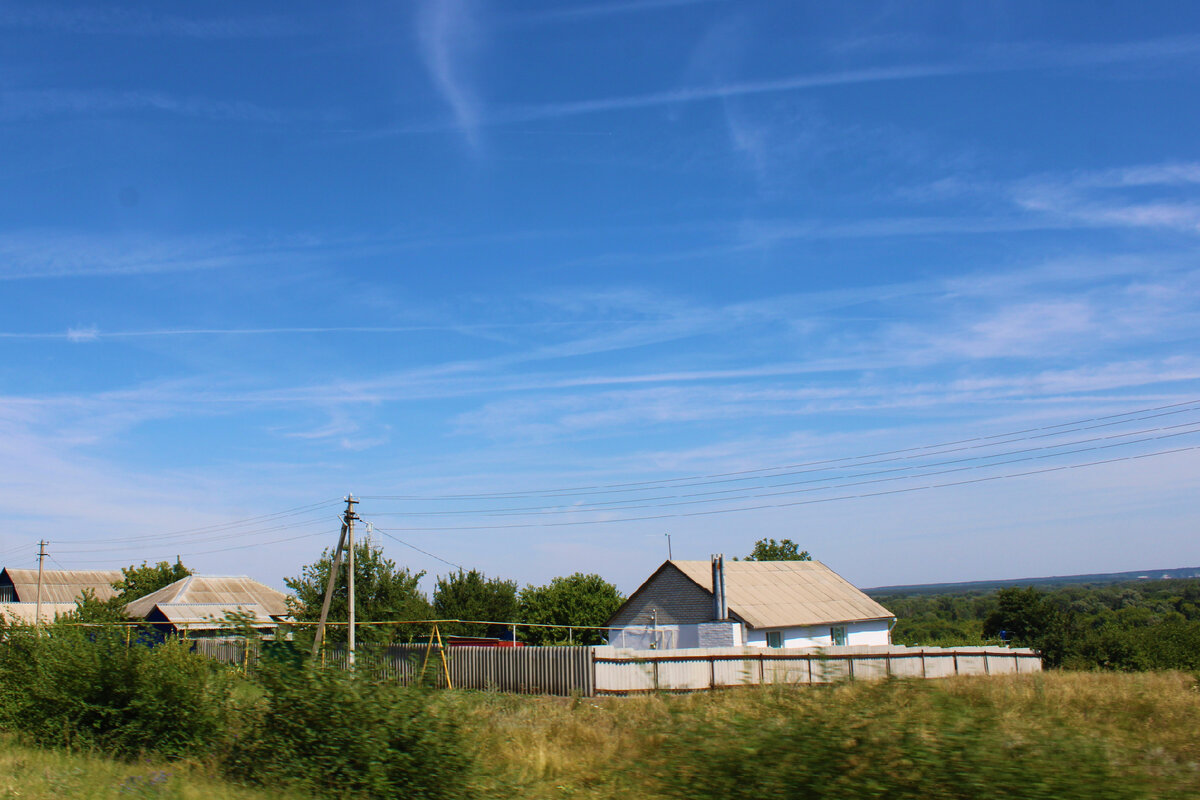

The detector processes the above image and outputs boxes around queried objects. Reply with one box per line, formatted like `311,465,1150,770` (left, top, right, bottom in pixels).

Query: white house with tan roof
605,557,895,649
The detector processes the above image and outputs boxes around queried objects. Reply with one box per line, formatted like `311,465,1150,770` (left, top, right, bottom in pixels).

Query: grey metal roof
0,568,121,603
150,603,278,627
124,575,290,619
0,602,79,624
665,560,895,629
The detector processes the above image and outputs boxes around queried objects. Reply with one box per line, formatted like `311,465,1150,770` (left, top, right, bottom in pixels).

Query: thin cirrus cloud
381,34,1200,137
0,88,297,123
1012,161,1200,233
415,0,484,150
0,5,303,38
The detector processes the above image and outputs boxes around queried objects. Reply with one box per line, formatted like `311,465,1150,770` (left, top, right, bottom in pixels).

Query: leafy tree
70,558,193,623
519,573,624,646
982,587,1058,645
744,538,811,561
114,558,192,601
285,542,431,644
432,569,519,638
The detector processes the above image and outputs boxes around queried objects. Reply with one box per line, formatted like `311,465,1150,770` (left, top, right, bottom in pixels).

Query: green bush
229,660,471,799
0,625,231,757
644,682,1140,800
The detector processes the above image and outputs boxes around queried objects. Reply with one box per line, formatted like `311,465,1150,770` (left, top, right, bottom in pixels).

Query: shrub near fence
0,625,231,756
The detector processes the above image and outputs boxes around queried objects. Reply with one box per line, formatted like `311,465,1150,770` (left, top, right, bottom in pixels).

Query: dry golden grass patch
0,737,312,800
454,671,1200,799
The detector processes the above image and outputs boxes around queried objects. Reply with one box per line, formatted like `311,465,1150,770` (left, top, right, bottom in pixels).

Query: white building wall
610,619,888,649
743,618,891,648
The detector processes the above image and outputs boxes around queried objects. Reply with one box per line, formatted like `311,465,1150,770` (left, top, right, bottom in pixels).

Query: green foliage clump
229,661,470,799
877,577,1200,671
742,537,811,561
433,569,519,638
519,573,623,645
644,682,1139,800
0,624,230,757
114,558,193,601
285,542,431,644
70,558,194,622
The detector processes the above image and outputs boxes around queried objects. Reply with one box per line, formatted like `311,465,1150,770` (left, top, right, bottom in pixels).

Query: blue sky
2,0,1199,594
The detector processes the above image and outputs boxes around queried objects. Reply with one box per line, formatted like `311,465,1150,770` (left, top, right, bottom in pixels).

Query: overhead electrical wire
48,498,344,547
361,398,1200,501
362,520,465,571
371,442,1200,532
364,419,1200,517
19,399,1200,566
52,516,339,555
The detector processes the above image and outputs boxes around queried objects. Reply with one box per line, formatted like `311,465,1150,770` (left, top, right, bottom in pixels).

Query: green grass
0,738,310,800
3,672,1199,799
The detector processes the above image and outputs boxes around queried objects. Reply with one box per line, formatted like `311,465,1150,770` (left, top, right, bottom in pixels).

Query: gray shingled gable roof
614,560,894,630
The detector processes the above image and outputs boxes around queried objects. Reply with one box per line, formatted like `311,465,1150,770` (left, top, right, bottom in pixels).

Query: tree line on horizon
878,578,1200,671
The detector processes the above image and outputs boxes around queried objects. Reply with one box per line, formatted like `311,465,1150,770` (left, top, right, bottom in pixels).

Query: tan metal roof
124,575,290,619
151,603,278,628
0,602,79,624
0,568,121,603
667,560,894,629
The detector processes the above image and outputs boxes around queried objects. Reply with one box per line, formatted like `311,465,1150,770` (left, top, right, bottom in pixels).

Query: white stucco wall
743,618,891,648
609,620,890,649
607,623,702,649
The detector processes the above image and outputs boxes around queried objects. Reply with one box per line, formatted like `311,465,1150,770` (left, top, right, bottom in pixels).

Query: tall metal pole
34,540,47,631
345,495,358,669
665,532,672,560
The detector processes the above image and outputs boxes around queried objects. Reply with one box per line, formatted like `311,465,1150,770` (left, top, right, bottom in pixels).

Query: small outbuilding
606,557,895,649
124,574,291,637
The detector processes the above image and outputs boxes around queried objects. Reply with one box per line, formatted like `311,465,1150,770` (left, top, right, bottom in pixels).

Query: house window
830,626,847,646
766,631,783,648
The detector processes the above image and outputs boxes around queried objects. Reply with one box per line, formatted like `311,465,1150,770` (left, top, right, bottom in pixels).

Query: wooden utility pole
310,495,358,659
346,495,357,669
34,540,47,631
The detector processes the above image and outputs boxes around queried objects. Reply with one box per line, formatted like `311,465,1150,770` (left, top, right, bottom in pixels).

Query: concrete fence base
592,644,1042,694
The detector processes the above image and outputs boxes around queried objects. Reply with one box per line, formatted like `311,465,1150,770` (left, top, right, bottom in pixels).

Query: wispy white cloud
381,35,1200,136
0,89,291,123
516,0,726,25
415,0,484,150
0,5,303,38
1013,161,1200,233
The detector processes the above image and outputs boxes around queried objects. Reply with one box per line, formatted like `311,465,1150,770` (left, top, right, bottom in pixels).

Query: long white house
605,558,895,649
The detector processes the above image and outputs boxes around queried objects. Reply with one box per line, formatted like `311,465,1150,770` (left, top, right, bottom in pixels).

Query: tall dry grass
0,736,311,800
452,671,1200,799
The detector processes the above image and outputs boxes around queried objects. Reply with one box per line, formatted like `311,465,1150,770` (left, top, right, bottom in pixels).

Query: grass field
2,671,1198,799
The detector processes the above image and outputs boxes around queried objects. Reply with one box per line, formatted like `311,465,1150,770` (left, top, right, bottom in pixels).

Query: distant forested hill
867,566,1200,596
870,576,1200,671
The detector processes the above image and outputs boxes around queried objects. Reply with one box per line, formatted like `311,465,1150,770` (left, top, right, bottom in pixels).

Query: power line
52,516,336,555
365,421,1200,517
48,498,343,548
51,529,336,567
362,520,464,571
361,398,1200,501
370,442,1200,532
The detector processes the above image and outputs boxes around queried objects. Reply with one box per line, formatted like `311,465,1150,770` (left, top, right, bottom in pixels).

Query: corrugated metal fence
192,640,1038,696
194,640,594,696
